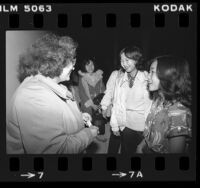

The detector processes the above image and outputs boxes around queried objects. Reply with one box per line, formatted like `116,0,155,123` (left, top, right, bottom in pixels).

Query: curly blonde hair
18,33,78,82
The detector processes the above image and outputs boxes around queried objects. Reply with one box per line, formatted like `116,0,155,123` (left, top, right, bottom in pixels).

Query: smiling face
85,60,95,73
120,52,137,73
59,59,76,82
148,60,160,91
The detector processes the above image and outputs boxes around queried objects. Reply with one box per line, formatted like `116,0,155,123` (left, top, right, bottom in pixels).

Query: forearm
101,93,112,110
101,71,118,109
81,78,92,100
110,110,119,132
137,139,146,148
59,128,95,154
168,136,186,153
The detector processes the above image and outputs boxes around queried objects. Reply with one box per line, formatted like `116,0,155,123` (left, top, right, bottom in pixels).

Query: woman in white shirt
104,46,152,154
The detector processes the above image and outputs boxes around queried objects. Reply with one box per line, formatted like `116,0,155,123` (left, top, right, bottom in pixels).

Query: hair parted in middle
18,32,78,82
81,57,97,72
150,55,191,108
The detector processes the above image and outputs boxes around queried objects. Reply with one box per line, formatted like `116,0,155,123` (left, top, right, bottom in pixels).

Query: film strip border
0,155,196,181
0,12,192,28
0,3,197,182
0,4,196,28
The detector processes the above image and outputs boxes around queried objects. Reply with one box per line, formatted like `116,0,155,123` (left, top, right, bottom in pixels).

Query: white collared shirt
100,70,119,110
110,71,152,132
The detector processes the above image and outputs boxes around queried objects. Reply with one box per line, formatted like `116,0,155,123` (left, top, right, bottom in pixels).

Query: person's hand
92,104,98,111
102,109,107,118
89,126,99,137
113,130,120,136
136,146,143,153
82,113,93,127
82,112,92,123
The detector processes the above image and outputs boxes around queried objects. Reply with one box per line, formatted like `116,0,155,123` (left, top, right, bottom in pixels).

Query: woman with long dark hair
78,58,105,115
137,55,192,153
78,58,108,152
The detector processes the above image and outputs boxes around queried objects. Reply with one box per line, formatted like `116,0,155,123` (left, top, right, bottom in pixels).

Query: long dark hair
80,57,97,72
150,55,191,108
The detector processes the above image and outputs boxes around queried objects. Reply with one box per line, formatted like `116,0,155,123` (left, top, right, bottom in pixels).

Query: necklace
128,70,138,88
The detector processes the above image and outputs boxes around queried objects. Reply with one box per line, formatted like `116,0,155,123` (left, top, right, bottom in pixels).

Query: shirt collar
120,71,148,87
35,74,74,100
124,71,148,81
123,71,140,82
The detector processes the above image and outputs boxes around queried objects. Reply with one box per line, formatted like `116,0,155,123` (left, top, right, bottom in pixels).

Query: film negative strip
0,2,197,182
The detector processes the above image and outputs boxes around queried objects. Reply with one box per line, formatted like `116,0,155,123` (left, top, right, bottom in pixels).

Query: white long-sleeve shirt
110,71,152,132
100,70,119,110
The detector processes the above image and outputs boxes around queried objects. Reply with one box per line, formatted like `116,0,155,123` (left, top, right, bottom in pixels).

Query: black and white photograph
0,2,197,182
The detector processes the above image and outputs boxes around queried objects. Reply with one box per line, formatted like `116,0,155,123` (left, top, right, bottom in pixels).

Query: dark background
56,27,196,84
0,3,197,181
53,4,196,84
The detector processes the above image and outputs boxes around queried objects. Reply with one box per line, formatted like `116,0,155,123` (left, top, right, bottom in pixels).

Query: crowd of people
6,32,192,154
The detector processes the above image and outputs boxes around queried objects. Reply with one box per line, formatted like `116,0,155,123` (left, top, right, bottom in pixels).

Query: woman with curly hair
6,33,99,154
136,55,192,153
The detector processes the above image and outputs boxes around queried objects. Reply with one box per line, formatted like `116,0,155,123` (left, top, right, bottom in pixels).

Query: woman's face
148,60,160,91
120,52,137,73
85,60,95,73
59,60,76,82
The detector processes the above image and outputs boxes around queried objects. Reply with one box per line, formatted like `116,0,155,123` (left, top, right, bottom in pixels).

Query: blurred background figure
78,58,109,153
60,71,81,109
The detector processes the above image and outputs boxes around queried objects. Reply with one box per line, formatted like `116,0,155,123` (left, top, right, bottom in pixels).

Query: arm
136,139,146,153
81,77,91,100
100,79,106,93
78,70,86,77
167,108,192,153
23,115,95,154
81,77,95,108
100,70,118,110
110,107,119,133
168,136,186,153
15,94,96,154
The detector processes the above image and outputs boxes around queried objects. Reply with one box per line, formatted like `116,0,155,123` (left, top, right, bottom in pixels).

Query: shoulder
95,69,103,79
168,103,191,118
167,102,192,129
13,83,57,112
107,70,119,81
81,75,88,82
96,69,103,75
166,103,192,138
137,71,148,81
110,70,119,77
